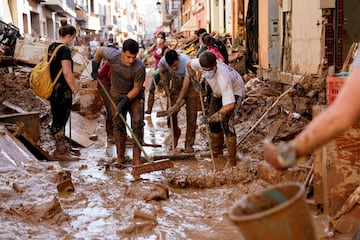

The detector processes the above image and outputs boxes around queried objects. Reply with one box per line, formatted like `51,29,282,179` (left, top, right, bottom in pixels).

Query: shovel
96,79,173,176
190,76,216,172
68,108,81,156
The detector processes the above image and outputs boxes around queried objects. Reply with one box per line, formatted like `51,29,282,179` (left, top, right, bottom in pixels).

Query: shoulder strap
48,43,66,63
49,44,66,84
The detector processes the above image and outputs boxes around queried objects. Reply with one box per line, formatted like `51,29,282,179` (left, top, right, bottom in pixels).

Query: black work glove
91,61,100,80
209,111,224,123
117,96,131,116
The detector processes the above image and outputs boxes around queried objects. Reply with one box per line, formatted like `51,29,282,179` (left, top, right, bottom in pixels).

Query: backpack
213,39,229,64
29,44,65,99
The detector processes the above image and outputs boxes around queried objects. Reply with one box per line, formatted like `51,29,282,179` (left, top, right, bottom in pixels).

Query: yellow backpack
29,44,65,99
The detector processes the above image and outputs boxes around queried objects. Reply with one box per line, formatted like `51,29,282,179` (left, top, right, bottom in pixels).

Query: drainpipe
280,11,286,71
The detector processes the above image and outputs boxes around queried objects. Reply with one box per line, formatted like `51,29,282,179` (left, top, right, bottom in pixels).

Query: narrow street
0,66,354,239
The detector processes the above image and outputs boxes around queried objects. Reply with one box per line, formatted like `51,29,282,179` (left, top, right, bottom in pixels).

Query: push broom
96,78,174,176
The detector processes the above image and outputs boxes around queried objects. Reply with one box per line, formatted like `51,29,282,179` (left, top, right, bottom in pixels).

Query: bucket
228,182,316,240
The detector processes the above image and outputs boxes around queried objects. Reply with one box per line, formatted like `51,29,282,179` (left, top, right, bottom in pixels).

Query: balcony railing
42,0,76,17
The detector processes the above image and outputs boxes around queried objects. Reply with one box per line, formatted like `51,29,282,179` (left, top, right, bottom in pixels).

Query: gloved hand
202,115,210,124
264,140,297,170
91,61,100,80
143,50,149,58
117,96,130,116
190,75,202,92
167,98,185,116
209,111,224,122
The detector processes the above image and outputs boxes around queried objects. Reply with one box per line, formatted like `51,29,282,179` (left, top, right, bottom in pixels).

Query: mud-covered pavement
0,66,349,239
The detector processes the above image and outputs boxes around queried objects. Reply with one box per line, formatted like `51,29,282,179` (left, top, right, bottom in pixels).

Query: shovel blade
131,159,174,176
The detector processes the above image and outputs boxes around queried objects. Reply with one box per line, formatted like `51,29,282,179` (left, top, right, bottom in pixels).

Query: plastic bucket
228,182,316,240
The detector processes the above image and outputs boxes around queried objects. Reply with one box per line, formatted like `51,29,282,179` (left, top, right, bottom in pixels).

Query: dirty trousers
112,94,145,163
168,86,198,148
50,82,72,136
208,95,241,137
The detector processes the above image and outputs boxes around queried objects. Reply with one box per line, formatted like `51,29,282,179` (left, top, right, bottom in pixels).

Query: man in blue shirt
158,50,198,153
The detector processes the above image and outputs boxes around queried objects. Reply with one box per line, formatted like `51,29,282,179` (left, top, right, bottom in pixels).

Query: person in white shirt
187,51,245,166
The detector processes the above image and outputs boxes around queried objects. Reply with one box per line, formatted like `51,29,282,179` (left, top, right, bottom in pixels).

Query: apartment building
0,0,145,45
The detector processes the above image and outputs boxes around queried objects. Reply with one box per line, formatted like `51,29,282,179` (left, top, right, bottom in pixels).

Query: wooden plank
265,118,283,142
0,125,38,171
313,106,325,206
0,111,41,144
314,105,360,218
65,111,97,148
2,100,27,113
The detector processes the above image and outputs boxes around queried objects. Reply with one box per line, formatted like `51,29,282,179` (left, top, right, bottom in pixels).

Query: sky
136,0,162,38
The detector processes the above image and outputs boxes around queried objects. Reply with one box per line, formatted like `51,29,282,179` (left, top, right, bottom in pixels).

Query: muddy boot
114,133,126,167
226,135,237,167
210,132,224,157
106,131,114,145
145,93,155,114
53,130,80,161
133,145,141,165
184,145,194,153
172,127,181,149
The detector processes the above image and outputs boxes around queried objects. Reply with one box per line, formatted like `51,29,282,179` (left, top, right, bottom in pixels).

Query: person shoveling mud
91,39,173,176
91,39,146,168
187,51,245,167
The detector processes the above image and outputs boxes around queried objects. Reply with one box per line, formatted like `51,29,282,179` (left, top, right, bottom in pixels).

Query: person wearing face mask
187,51,245,167
196,28,208,58
49,19,78,161
159,50,199,153
144,31,168,114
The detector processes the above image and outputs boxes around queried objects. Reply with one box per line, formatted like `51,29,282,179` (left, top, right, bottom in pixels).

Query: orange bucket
228,182,316,240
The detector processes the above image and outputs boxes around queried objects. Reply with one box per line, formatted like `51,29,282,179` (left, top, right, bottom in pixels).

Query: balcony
75,16,88,23
41,0,76,17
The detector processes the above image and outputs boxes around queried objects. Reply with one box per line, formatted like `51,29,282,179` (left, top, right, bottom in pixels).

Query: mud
0,66,349,239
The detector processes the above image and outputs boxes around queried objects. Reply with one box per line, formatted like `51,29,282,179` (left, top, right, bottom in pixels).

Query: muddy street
0,66,349,239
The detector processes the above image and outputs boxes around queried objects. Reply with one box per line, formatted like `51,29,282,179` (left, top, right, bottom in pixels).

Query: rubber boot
114,132,126,165
173,127,181,149
226,135,237,167
210,132,225,170
53,130,79,161
106,128,114,145
210,132,224,156
133,145,141,165
145,93,155,114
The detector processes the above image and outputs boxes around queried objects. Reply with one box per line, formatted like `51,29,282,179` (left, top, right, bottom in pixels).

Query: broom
96,78,173,176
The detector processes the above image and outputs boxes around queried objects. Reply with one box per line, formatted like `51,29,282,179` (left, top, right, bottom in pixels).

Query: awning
180,17,198,32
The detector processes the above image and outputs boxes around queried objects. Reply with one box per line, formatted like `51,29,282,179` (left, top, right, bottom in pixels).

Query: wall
1,0,13,23
258,0,268,68
291,0,322,74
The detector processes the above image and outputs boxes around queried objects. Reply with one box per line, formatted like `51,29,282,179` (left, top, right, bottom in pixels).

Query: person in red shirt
144,32,168,114
97,61,114,148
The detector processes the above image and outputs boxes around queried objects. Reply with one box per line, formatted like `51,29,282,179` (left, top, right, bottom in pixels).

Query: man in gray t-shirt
91,39,146,167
